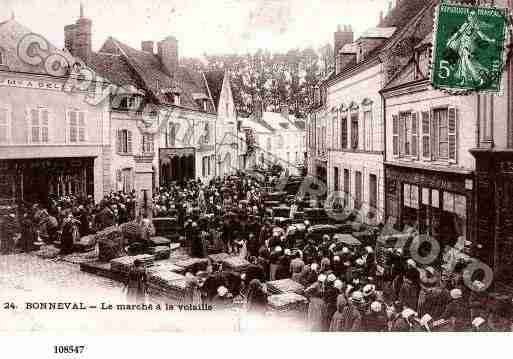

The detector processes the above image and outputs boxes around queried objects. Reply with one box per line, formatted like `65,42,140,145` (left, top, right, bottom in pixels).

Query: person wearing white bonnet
318,273,327,283
362,284,376,299
471,317,489,331
342,247,350,254
355,258,365,266
450,288,462,299
333,255,341,262
370,301,382,313
334,279,344,291
443,288,468,331
365,246,374,254
327,273,337,283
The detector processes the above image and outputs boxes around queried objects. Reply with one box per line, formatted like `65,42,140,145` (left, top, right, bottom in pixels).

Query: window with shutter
31,108,40,143
127,130,132,153
351,114,359,150
69,111,77,142
411,112,418,158
421,111,431,160
448,107,457,163
117,129,122,153
398,113,405,157
341,116,348,148
78,112,86,142
41,109,49,143
404,112,411,156
392,114,399,156
0,107,10,144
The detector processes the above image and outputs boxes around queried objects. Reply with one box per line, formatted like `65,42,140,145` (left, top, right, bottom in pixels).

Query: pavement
0,253,307,333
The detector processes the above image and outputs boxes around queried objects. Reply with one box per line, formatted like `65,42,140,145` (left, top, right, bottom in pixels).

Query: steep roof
204,70,225,110
90,37,216,113
0,19,77,75
328,0,432,82
260,111,304,132
240,117,273,134
359,27,396,39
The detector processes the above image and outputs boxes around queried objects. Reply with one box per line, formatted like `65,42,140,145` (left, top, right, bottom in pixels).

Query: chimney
158,36,178,76
141,41,154,53
334,24,354,75
64,3,92,64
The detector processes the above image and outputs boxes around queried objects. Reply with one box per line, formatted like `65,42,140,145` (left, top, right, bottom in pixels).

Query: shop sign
0,76,63,91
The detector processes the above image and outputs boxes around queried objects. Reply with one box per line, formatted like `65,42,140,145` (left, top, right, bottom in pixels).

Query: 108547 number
54,346,85,354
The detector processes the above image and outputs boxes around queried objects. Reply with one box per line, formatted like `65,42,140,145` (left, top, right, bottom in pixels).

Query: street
0,253,306,332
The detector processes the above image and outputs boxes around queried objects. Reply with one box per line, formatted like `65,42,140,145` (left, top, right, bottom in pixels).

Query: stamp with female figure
431,2,508,94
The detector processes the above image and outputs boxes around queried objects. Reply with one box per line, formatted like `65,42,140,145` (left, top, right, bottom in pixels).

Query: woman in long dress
305,277,327,332
125,259,147,304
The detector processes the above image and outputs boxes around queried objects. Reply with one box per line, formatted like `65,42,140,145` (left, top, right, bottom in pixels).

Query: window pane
0,127,7,143
69,111,77,126
0,109,7,125
32,127,39,142
42,127,48,142
70,127,77,142
41,110,49,126
443,192,455,212
79,128,85,142
78,112,85,126
31,109,39,125
439,143,449,158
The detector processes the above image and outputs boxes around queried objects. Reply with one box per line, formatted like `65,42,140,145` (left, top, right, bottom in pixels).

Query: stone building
240,106,306,175
318,0,431,224
0,16,110,205
64,7,233,192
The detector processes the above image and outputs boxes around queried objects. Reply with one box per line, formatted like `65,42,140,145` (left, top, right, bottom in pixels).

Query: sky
0,0,392,57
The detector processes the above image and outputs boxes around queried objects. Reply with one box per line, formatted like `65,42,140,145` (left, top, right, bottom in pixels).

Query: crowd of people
1,169,512,332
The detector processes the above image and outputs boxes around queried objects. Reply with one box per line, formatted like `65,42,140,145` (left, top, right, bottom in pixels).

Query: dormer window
0,50,4,66
118,96,138,110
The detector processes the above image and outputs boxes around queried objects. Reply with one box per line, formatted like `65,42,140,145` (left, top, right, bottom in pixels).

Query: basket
149,246,171,260
267,293,308,312
220,257,251,272
110,254,155,274
266,279,305,295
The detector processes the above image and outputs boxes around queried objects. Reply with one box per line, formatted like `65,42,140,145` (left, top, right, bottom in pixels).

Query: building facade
0,18,110,206
64,8,226,191
241,108,306,175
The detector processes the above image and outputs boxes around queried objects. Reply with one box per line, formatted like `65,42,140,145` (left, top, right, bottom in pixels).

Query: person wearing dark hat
125,259,148,304
329,294,348,331
60,212,79,255
246,279,267,314
1,208,19,254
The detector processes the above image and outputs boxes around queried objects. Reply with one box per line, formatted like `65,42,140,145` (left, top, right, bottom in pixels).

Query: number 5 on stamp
431,3,508,94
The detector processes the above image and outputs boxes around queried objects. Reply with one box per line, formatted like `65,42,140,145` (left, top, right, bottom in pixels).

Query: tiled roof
0,19,77,75
90,37,216,113
359,27,397,39
204,70,224,110
328,0,432,82
89,52,145,90
240,117,273,134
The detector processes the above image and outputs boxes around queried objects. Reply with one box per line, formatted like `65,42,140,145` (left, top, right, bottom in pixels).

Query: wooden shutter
421,111,431,161
41,108,49,143
448,107,457,163
398,113,405,157
117,129,122,153
392,114,399,157
411,112,418,158
127,130,133,154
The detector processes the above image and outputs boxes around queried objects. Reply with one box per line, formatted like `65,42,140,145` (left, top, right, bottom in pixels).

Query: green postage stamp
431,2,508,94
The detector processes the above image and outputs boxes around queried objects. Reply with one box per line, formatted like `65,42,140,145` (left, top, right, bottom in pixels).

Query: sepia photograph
1,0,513,338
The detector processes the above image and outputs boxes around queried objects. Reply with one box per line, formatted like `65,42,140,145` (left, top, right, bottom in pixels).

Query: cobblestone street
0,254,305,332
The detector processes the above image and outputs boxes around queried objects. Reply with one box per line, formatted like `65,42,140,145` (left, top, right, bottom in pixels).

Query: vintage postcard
1,0,513,338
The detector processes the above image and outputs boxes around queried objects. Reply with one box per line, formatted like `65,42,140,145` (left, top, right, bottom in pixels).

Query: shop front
159,148,196,187
0,157,94,207
385,163,474,253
